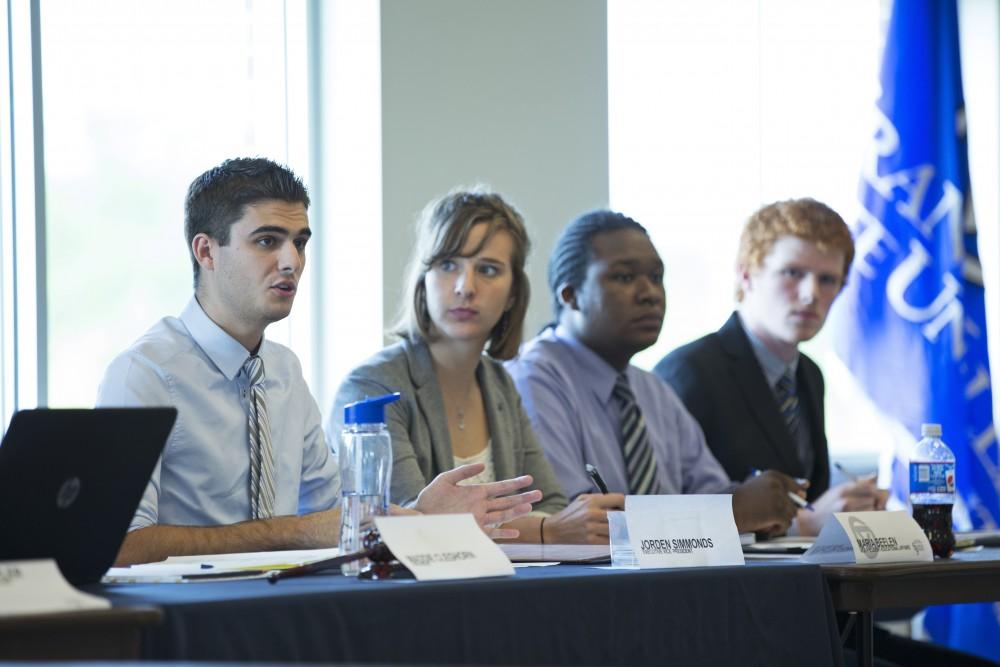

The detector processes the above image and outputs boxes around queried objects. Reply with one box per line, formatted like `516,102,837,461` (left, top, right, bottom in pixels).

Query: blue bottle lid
343,392,402,425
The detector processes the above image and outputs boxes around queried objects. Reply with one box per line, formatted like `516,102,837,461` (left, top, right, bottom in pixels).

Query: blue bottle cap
343,392,402,425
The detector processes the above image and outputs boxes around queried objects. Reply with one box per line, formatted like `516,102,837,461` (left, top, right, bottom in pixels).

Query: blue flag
831,0,1000,660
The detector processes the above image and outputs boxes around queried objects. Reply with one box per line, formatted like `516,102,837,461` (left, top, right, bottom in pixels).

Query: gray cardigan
328,337,567,515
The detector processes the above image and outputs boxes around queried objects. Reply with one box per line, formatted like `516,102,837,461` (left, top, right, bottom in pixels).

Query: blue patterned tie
613,373,658,495
244,355,275,519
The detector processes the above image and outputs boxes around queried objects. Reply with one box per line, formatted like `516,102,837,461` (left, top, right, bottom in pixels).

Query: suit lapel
405,339,455,474
479,362,515,481
718,313,805,476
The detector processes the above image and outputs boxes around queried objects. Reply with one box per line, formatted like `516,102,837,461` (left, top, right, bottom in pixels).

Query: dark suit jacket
653,312,830,500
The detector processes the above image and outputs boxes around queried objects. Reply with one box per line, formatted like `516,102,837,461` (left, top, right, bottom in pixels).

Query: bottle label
909,461,955,495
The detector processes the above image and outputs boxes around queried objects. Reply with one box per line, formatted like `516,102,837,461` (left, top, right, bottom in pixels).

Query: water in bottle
909,423,956,558
339,392,401,575
338,493,381,565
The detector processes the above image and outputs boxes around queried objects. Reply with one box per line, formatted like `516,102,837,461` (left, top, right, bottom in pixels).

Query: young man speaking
98,158,539,565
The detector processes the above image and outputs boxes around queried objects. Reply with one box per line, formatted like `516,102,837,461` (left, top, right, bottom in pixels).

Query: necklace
448,383,474,432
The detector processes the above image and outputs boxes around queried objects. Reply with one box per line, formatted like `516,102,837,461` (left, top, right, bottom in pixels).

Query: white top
453,441,550,517
453,441,496,485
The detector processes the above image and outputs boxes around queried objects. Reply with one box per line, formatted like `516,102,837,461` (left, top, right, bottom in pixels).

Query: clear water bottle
339,392,400,575
909,423,956,558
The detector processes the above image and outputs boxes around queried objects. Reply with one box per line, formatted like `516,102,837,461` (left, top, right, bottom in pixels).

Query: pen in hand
834,461,859,482
750,467,814,512
585,463,609,494
833,461,879,486
785,490,814,512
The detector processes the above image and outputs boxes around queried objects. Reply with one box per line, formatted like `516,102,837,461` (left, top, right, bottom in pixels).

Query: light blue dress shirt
97,297,340,530
737,313,814,481
737,312,799,388
506,326,733,500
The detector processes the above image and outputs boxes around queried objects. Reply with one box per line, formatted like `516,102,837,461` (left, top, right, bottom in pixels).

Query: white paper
801,511,933,564
624,495,744,568
375,514,514,580
743,552,804,560
0,560,110,617
499,544,610,563
164,547,340,568
103,547,341,583
743,537,815,554
105,562,215,581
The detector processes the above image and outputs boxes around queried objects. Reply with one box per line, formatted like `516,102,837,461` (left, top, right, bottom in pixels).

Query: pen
785,491,814,512
181,569,269,581
585,463,609,494
834,462,880,486
834,461,864,483
750,468,814,512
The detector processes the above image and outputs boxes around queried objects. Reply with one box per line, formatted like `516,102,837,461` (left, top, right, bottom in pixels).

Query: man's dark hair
184,157,310,287
547,209,649,318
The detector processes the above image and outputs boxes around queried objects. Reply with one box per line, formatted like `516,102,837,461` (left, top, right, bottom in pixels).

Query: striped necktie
612,373,658,495
244,355,275,519
775,369,800,434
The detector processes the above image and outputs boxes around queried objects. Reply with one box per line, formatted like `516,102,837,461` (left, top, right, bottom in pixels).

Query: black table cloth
92,561,843,666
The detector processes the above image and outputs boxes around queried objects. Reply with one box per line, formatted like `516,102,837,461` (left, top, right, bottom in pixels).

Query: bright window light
608,0,893,465
40,0,312,407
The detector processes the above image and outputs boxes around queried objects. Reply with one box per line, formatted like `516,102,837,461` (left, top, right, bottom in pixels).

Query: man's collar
180,296,258,381
736,312,798,386
551,325,626,403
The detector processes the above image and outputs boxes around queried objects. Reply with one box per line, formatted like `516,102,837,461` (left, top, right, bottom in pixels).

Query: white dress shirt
97,297,340,530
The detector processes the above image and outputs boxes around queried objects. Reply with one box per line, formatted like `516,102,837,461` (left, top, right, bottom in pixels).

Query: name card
375,514,515,580
608,511,639,568
623,495,744,569
0,560,110,617
801,511,933,564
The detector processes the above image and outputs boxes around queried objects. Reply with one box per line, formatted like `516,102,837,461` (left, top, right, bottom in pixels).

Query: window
3,0,384,422
608,0,999,466
39,0,312,407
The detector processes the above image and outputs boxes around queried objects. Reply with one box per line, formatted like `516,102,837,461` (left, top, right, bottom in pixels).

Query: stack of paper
742,536,815,559
499,544,610,564
103,547,340,583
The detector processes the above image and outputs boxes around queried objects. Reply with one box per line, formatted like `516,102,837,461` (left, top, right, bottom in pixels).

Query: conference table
822,548,1000,667
92,560,844,665
42,548,998,665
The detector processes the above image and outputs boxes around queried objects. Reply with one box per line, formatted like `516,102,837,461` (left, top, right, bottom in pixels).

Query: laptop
0,407,176,584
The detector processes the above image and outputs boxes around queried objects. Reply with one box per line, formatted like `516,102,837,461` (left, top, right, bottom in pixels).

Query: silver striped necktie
244,355,276,519
612,373,658,495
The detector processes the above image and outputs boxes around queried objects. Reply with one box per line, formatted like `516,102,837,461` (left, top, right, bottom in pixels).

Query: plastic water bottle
909,423,956,558
339,392,400,575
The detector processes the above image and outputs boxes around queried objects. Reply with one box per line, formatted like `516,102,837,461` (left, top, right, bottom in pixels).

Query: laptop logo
56,477,81,509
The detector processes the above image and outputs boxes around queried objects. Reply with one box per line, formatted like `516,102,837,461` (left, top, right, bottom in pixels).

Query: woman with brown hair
330,188,618,543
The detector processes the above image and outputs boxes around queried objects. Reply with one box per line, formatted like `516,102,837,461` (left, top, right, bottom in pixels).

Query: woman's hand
415,463,542,539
